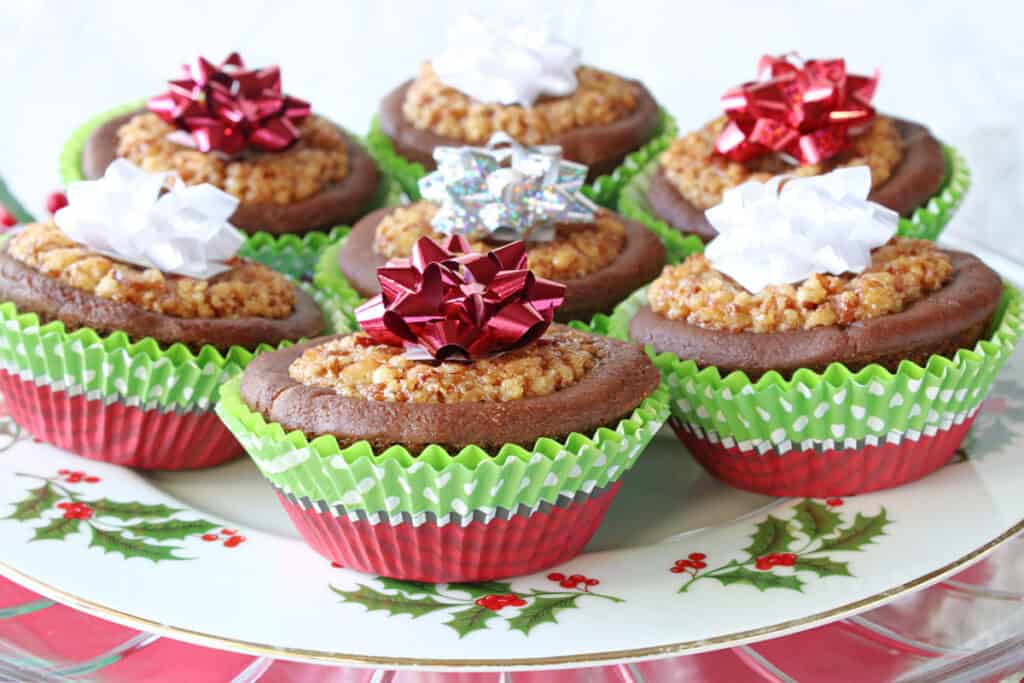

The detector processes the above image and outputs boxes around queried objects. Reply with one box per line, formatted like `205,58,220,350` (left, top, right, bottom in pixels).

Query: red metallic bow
355,236,566,361
147,52,311,156
715,54,879,166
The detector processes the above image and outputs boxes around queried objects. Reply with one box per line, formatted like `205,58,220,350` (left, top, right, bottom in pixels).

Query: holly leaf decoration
5,483,60,521
711,567,804,592
331,584,451,618
87,526,182,562
121,519,218,541
507,594,580,635
792,499,842,541
449,581,516,599
743,515,797,558
376,578,442,598
444,605,499,638
88,499,182,521
31,516,81,542
794,556,852,578
817,510,890,552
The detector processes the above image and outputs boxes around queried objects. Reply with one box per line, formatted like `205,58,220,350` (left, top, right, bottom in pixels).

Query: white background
1,1,1021,258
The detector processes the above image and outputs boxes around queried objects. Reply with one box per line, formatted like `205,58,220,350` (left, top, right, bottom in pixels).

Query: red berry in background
547,572,565,582
692,561,707,569
568,574,585,583
58,469,69,475
221,529,237,536
688,552,706,561
0,209,16,228
45,191,68,215
559,580,576,589
84,476,100,484
755,557,773,571
56,502,72,510
201,534,219,542
224,535,246,548
826,497,844,507
585,578,599,586
331,561,344,568
670,566,685,573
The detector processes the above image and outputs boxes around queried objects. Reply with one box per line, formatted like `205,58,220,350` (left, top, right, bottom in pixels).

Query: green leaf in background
792,499,842,541
444,605,499,639
87,526,182,562
376,578,443,598
448,581,516,599
817,510,890,553
121,518,218,541
31,517,81,542
711,567,805,593
744,516,797,558
331,584,451,618
794,556,853,578
506,594,580,635
5,483,60,521
88,499,183,521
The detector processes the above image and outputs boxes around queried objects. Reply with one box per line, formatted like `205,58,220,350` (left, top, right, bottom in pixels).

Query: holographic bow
354,235,565,361
418,133,596,242
147,52,311,156
715,54,879,166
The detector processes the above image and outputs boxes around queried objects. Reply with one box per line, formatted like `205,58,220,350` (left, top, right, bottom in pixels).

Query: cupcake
321,135,666,323
621,54,968,244
616,167,1019,497
62,53,392,258
0,160,330,469
370,15,666,200
218,234,667,581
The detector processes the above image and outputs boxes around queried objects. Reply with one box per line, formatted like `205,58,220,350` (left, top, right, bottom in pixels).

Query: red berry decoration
57,469,69,475
201,534,219,542
84,476,100,484
755,557,773,571
56,502,72,510
223,535,246,548
670,566,686,573
559,580,576,589
568,574,585,583
61,502,94,520
692,561,707,569
547,572,565,582
331,561,344,568
221,528,237,536
585,578,599,586
0,207,16,229
826,497,844,507
688,552,706,561
45,191,68,215
475,593,526,612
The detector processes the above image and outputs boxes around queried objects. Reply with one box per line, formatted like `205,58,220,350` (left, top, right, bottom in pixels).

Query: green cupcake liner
216,374,668,517
364,110,679,207
606,285,1022,447
617,143,970,248
311,238,364,332
0,281,345,413
59,101,402,280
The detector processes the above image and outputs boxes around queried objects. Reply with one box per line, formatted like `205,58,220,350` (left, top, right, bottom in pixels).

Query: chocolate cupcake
616,168,1019,497
63,53,391,243
0,160,331,470
218,235,668,582
619,54,968,244
321,136,666,323
369,16,664,199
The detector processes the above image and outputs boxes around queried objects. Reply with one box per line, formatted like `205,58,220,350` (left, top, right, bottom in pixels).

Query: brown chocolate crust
378,76,662,182
629,250,1002,379
646,118,948,241
240,325,661,452
0,248,325,352
337,206,667,322
81,111,381,236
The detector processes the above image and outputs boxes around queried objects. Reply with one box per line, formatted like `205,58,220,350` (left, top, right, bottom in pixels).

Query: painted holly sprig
672,498,889,593
3,471,240,561
331,570,622,638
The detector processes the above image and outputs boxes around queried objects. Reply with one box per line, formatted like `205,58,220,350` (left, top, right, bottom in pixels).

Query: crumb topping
289,327,603,403
659,116,905,210
117,113,349,205
373,202,625,280
7,222,295,319
402,63,638,145
648,238,953,333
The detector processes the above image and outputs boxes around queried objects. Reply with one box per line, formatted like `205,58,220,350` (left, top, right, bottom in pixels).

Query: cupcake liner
216,375,668,517
365,110,678,206
311,238,365,332
0,368,240,470
59,101,401,280
617,143,970,247
275,482,620,582
605,285,1021,495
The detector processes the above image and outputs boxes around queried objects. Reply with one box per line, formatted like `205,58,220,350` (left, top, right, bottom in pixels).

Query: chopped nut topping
117,113,349,205
373,202,625,280
649,238,953,333
7,222,295,319
289,327,603,403
402,63,638,145
660,116,905,210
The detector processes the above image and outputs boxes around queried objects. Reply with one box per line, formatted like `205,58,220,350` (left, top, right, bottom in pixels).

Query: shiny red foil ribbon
147,52,311,155
715,54,879,165
355,236,566,361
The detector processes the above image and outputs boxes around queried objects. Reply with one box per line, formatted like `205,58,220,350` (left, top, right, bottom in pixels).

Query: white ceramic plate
0,239,1022,672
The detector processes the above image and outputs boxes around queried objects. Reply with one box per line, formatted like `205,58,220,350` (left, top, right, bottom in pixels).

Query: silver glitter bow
418,133,597,242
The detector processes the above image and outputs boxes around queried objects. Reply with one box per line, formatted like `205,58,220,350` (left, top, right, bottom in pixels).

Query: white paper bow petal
704,167,898,293
432,15,580,107
417,133,596,243
54,159,243,280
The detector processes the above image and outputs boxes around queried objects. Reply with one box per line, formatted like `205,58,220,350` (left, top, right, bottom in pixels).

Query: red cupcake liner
0,369,242,470
671,416,975,497
276,482,621,582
